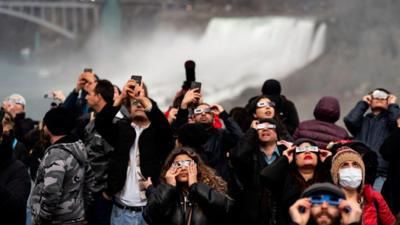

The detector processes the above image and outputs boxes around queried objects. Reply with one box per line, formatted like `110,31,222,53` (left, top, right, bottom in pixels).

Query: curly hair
160,147,228,194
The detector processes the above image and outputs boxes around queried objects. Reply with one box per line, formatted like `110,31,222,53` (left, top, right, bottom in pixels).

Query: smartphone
190,81,201,92
131,75,142,85
83,68,93,73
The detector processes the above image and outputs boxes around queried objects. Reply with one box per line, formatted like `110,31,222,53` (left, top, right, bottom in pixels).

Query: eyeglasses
172,160,193,168
295,146,319,153
371,90,389,100
256,123,276,130
310,194,342,206
193,108,211,115
257,101,275,108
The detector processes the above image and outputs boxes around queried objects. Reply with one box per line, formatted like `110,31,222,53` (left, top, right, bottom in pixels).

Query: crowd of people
1,68,400,225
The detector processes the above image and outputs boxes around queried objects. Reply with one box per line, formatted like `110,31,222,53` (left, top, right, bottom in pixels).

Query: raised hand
165,166,181,187
283,146,295,163
289,197,312,225
362,95,372,105
339,199,362,225
210,104,224,116
388,94,397,105
188,161,198,187
319,149,332,162
250,120,259,130
181,89,202,109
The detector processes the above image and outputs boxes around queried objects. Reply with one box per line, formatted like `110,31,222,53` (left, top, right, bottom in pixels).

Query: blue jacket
344,101,400,174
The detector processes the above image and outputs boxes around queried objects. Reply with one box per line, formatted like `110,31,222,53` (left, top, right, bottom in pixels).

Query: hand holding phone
190,81,201,93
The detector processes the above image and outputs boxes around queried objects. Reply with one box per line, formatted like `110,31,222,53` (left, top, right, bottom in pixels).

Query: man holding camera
289,183,362,225
344,88,400,192
229,118,288,225
94,78,174,225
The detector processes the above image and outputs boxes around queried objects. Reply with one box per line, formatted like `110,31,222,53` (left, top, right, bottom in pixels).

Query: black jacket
229,128,286,225
143,182,233,225
95,101,174,196
174,109,244,180
260,156,332,225
0,137,31,225
380,127,400,215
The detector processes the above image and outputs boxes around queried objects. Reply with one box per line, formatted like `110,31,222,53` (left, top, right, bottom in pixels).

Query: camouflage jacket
31,136,91,225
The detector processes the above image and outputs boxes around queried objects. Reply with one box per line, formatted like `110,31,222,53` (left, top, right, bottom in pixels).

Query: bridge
0,1,103,39
0,0,173,40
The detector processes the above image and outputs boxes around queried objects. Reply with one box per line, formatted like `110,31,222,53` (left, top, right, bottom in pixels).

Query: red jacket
362,184,395,225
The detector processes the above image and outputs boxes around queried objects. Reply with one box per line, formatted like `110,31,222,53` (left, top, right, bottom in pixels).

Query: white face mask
338,167,362,189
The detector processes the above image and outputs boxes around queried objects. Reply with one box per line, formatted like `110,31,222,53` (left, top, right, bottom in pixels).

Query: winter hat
331,147,365,187
302,182,345,199
43,107,74,136
177,123,209,149
262,79,282,95
313,96,340,123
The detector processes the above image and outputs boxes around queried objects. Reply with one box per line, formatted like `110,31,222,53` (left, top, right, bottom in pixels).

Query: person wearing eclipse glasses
174,99,244,181
143,147,233,225
229,118,291,225
260,138,333,225
247,95,292,141
344,88,400,192
289,182,363,225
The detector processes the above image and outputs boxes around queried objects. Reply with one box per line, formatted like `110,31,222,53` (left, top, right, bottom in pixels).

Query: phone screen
190,81,201,92
131,75,142,85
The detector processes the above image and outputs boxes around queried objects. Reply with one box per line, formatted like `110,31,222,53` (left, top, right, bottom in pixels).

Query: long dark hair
290,142,329,189
160,147,228,194
247,95,291,139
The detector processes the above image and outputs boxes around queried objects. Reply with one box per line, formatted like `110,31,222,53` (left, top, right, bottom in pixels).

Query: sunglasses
371,90,389,100
172,160,193,168
310,194,342,206
257,101,275,108
193,108,212,115
256,123,276,130
295,146,319,153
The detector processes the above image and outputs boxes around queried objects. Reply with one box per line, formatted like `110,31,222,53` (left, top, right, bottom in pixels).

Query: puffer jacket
344,101,400,175
31,136,92,225
362,184,395,225
143,182,233,225
293,96,349,149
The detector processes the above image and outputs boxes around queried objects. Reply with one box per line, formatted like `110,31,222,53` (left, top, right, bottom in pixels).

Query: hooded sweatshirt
31,136,89,225
293,96,349,149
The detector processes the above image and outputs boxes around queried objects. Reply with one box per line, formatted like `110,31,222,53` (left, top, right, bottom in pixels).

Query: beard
309,211,340,225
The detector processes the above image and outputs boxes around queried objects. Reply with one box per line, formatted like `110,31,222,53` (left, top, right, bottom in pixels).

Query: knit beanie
331,147,365,188
43,107,74,136
262,79,282,95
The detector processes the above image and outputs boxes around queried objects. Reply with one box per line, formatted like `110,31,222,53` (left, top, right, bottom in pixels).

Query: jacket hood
51,137,87,164
313,96,340,123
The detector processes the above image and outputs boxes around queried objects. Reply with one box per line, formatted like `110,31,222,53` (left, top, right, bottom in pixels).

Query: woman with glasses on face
330,147,395,225
260,138,333,225
143,147,233,225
